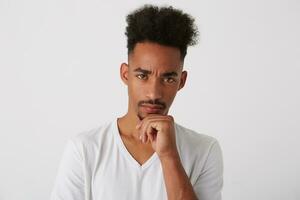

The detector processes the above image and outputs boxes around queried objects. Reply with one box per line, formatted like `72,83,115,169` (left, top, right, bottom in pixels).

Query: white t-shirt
50,118,223,200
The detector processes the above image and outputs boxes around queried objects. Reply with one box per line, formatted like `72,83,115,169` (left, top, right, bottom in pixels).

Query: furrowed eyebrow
133,67,178,77
161,71,178,77
133,67,151,74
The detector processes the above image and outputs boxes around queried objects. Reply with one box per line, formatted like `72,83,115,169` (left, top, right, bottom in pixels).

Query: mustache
138,99,166,108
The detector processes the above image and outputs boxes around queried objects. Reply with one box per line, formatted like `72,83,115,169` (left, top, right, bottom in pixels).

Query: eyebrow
133,67,178,77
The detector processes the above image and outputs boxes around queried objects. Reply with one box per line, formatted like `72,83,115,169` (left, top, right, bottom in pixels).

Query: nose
145,78,163,100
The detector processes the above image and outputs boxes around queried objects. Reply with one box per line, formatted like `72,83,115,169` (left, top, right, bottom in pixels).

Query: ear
178,70,187,91
120,63,129,85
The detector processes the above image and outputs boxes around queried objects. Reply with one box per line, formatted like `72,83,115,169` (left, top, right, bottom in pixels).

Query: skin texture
118,42,186,143
118,42,198,199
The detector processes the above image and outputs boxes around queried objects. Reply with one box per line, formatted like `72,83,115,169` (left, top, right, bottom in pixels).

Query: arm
160,140,223,200
137,115,196,199
160,152,198,200
137,115,223,200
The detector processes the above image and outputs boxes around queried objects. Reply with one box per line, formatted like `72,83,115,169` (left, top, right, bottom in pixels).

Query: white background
0,0,299,199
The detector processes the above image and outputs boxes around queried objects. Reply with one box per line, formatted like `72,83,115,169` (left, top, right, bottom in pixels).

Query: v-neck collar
113,118,159,171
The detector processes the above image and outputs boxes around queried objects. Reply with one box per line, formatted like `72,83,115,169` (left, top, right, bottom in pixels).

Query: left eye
164,77,175,83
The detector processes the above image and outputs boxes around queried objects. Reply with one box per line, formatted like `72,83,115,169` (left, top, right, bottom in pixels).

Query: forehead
128,42,183,72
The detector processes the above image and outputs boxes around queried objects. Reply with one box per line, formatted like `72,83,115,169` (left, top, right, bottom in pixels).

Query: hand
136,114,178,158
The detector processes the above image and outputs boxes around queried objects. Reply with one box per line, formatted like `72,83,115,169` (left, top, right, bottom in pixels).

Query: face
120,42,187,120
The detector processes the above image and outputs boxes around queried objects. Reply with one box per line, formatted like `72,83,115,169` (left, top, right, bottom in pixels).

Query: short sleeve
193,140,223,200
50,139,85,200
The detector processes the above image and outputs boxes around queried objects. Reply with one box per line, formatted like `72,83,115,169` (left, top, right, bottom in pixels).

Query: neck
117,111,141,139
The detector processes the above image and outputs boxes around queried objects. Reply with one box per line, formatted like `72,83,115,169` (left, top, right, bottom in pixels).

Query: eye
136,74,148,80
163,77,176,83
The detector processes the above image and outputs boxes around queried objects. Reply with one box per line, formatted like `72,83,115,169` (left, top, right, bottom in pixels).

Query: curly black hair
125,4,199,60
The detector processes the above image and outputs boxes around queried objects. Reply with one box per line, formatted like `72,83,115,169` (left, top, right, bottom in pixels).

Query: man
51,4,223,200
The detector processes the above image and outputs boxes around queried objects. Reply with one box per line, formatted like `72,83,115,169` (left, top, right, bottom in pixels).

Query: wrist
158,150,181,163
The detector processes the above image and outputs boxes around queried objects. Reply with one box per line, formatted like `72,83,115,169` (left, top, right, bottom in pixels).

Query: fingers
137,116,170,144
146,126,154,143
140,118,157,143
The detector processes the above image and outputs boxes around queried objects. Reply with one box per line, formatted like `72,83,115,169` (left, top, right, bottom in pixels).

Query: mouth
140,104,164,114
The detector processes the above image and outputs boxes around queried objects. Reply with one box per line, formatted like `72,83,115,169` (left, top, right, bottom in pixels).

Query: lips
140,104,164,113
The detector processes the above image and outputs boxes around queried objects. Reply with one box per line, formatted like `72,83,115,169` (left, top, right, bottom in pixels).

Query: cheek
128,80,143,99
165,88,178,102
166,92,176,102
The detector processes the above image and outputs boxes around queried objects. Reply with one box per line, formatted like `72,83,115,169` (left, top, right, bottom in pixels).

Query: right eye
136,74,148,80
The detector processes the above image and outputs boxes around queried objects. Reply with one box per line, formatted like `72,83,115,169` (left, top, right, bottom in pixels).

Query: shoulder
174,122,223,170
69,119,115,154
174,122,220,153
174,122,223,185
